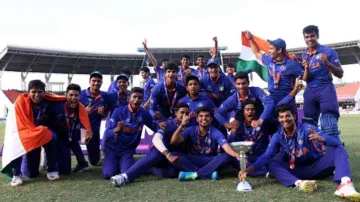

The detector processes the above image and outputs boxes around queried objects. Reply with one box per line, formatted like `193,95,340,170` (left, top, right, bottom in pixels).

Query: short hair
303,25,319,38
185,75,200,86
234,71,250,83
121,67,132,76
276,103,295,116
227,63,234,68
175,102,190,111
164,62,179,72
130,87,144,95
196,107,213,117
66,83,81,94
162,59,169,62
196,55,205,59
28,80,45,92
140,67,150,73
181,54,190,60
235,99,256,121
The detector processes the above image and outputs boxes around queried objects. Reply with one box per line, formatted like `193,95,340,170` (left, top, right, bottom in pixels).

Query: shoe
47,171,60,181
178,171,197,181
111,175,127,187
211,171,218,180
73,162,89,173
10,175,23,187
335,180,360,201
236,181,253,192
296,180,317,192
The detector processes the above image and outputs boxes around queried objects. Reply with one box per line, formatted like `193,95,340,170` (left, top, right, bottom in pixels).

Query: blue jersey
200,73,235,107
227,75,235,83
228,120,271,156
178,94,216,126
80,89,111,135
252,122,341,170
177,67,196,85
142,77,156,105
215,87,274,126
156,118,186,152
32,100,50,126
301,45,341,88
104,105,154,152
262,54,302,97
181,125,228,156
108,91,130,111
150,82,186,119
193,67,209,80
155,65,165,83
107,80,119,93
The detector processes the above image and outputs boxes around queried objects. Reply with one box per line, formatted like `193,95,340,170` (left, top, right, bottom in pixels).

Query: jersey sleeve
261,53,272,66
214,96,236,126
255,87,275,120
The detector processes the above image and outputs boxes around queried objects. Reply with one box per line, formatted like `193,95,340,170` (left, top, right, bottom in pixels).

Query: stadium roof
0,45,145,77
137,46,228,66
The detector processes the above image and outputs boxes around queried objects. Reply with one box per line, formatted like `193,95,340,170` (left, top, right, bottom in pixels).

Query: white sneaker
47,171,60,181
335,180,360,201
111,174,127,187
10,175,23,187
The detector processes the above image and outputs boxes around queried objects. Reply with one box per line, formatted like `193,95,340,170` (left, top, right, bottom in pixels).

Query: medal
290,163,295,169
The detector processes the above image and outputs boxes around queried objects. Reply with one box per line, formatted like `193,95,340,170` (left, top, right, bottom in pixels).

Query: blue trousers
172,153,233,178
102,149,135,179
86,133,101,166
268,146,350,187
125,147,177,182
55,139,72,175
69,131,88,167
20,140,57,178
303,84,339,123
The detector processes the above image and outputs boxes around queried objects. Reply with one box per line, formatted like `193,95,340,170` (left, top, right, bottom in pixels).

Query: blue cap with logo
207,58,220,67
116,74,129,82
90,71,103,79
267,38,286,50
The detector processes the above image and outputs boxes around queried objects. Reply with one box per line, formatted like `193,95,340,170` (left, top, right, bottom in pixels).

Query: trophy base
235,181,253,192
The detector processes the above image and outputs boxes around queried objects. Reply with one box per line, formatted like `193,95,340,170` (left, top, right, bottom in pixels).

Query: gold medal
290,164,295,169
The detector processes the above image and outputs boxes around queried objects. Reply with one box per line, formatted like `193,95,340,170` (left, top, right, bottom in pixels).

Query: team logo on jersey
197,103,204,108
207,139,212,144
281,65,286,71
315,54,320,59
126,118,130,123
186,102,191,106
297,139,303,145
88,98,93,103
207,85,212,90
219,86,224,92
110,118,114,122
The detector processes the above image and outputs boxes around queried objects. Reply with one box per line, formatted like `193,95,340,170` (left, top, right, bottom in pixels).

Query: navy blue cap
267,38,286,50
90,71,103,79
207,58,220,67
116,74,129,82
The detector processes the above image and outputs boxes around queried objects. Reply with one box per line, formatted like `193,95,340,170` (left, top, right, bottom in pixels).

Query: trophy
230,141,254,192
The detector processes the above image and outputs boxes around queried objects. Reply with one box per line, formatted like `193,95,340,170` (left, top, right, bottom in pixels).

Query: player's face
186,80,200,96
278,110,295,129
89,77,102,91
140,71,148,79
165,69,177,82
208,65,219,78
117,79,128,92
196,57,205,67
226,67,234,74
243,104,256,122
268,45,281,58
129,92,143,110
175,107,190,122
29,88,45,104
162,61,169,67
235,78,249,95
196,111,212,127
304,32,318,48
66,90,80,109
181,57,189,67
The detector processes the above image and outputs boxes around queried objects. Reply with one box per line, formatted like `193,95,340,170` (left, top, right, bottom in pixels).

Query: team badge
281,65,286,71
207,85,212,90
298,139,303,145
126,118,130,123
207,139,212,144
219,86,224,92
88,98,92,103
315,54,320,59
197,103,204,108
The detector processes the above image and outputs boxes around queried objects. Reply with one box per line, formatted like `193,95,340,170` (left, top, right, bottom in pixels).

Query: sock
121,173,129,181
341,176,351,184
295,180,301,186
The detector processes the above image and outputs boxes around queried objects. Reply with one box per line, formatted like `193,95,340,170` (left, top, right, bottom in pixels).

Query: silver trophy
230,141,254,192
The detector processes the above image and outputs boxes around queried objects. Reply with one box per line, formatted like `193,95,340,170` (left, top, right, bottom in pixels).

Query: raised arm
244,31,262,61
142,39,158,69
170,114,189,145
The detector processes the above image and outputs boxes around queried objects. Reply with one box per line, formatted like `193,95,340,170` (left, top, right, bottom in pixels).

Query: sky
0,0,359,90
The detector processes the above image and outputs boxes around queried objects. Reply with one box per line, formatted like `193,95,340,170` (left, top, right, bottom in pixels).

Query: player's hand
142,38,148,48
143,102,150,110
244,31,253,40
209,47,216,58
251,119,263,128
238,170,247,182
185,68,192,76
167,155,179,164
181,113,190,127
318,53,330,65
302,60,309,70
113,121,125,135
231,120,240,135
97,105,105,116
158,121,168,131
308,127,320,142
294,76,304,92
212,36,218,42
85,104,94,114
154,112,162,120
84,130,92,144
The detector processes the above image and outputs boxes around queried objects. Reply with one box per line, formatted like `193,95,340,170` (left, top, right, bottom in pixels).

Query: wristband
166,153,172,159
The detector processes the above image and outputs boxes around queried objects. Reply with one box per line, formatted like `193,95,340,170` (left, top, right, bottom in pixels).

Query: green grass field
0,115,359,202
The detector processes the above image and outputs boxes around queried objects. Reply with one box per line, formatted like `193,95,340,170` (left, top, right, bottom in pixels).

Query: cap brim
207,63,219,67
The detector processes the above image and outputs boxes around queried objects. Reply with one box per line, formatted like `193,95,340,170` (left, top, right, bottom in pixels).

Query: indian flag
236,31,294,82
1,93,92,177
